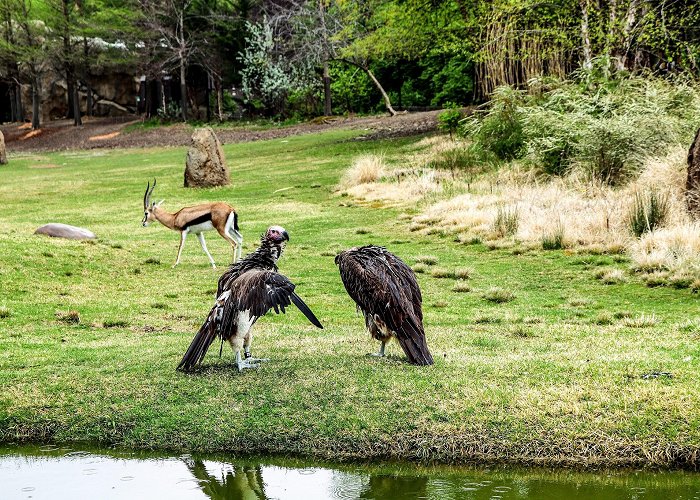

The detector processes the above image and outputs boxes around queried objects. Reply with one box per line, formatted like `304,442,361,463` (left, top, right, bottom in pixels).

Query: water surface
1,445,699,499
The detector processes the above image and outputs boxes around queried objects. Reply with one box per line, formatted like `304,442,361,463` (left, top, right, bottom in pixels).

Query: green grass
1,129,700,468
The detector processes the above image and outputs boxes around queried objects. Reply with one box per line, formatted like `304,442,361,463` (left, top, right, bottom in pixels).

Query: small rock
35,223,96,240
184,127,230,188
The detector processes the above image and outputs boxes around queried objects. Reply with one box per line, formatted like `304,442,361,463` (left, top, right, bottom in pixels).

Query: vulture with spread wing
335,245,433,365
177,225,323,372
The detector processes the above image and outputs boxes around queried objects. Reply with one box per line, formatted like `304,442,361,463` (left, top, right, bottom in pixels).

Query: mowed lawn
0,129,699,467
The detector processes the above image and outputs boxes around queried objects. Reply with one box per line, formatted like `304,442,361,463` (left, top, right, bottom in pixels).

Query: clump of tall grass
491,205,519,238
629,223,700,282
340,154,386,188
482,287,516,303
541,222,565,250
628,190,670,237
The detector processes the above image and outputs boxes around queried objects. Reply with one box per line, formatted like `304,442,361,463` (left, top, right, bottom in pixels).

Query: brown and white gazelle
142,180,243,268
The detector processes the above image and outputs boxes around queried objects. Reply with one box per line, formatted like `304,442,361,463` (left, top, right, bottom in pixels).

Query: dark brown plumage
335,245,433,366
177,226,323,372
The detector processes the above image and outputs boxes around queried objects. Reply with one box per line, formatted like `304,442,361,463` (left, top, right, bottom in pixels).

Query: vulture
335,245,434,365
177,225,323,372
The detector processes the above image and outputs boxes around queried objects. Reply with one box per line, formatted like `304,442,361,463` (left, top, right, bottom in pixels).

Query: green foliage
437,104,463,138
467,71,700,184
464,86,525,161
628,190,670,237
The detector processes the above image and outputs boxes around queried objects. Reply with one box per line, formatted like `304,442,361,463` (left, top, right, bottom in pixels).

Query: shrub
464,86,525,160
437,104,464,138
628,190,670,237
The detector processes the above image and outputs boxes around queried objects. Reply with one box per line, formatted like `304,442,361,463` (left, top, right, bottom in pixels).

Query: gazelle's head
142,179,164,226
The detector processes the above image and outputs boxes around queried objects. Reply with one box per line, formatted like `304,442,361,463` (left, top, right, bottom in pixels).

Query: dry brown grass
339,154,386,188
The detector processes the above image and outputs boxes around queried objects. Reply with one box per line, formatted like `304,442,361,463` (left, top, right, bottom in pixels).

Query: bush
466,70,700,184
437,104,464,138
464,86,525,161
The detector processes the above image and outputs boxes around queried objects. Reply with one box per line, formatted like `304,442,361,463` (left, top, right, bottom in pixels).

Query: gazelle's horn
144,179,157,208
144,181,150,209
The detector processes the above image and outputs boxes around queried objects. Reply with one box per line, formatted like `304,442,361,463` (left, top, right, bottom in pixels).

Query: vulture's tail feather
396,317,434,366
177,308,219,371
291,292,323,329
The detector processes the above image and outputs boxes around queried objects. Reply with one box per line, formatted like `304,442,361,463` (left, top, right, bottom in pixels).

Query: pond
1,445,699,500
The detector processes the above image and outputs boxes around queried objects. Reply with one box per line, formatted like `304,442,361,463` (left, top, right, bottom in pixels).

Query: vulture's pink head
266,225,289,243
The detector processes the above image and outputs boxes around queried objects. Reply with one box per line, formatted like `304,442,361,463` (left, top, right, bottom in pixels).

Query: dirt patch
1,111,445,153
89,131,121,141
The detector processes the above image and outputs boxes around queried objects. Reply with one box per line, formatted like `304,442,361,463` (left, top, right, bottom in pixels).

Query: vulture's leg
243,328,269,363
231,333,262,371
367,340,387,358
196,233,216,268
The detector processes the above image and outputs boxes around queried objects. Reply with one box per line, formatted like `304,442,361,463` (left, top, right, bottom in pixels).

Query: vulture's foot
236,359,262,372
246,357,270,363
366,352,386,358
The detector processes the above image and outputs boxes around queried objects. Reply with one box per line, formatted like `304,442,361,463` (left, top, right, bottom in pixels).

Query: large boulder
687,127,700,217
0,130,7,165
184,127,230,188
35,223,96,240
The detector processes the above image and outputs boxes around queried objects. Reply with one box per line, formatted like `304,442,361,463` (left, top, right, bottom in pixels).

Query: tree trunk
31,75,41,130
686,127,700,217
86,82,93,117
67,76,75,119
364,66,397,116
15,83,23,121
72,82,82,126
322,60,332,116
217,81,223,121
180,56,188,121
580,0,593,70
9,87,18,122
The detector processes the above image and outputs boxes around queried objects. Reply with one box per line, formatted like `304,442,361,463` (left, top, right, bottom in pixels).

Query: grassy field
0,129,699,468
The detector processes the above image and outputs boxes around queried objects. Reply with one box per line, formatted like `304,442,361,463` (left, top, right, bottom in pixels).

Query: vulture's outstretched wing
336,246,433,365
222,270,323,329
178,270,322,371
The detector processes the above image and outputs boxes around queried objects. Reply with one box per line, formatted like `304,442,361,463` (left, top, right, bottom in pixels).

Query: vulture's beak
282,230,290,241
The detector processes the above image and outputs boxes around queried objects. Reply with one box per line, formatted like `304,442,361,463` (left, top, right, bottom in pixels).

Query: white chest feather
187,221,214,234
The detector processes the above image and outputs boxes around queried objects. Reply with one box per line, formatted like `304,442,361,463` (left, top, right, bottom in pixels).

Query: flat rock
35,223,96,240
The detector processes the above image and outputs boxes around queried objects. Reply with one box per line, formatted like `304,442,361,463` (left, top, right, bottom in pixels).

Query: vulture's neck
241,237,284,271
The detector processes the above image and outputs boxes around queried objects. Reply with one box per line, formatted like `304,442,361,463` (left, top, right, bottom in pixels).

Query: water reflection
184,458,266,500
1,445,700,500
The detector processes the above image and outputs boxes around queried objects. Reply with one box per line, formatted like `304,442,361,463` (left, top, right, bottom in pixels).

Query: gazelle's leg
219,215,239,263
174,230,188,267
196,233,216,268
228,227,243,262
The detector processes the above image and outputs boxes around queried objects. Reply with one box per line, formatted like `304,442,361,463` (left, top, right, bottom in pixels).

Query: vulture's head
265,225,290,244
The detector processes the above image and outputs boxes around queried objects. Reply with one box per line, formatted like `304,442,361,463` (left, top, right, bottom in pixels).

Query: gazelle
141,180,243,268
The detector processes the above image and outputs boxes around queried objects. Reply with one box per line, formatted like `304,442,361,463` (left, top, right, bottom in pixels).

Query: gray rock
184,127,230,188
687,128,700,217
35,223,96,240
0,130,6,165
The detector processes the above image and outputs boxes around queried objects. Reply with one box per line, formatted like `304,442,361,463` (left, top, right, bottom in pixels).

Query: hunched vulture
177,226,323,372
335,245,434,365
